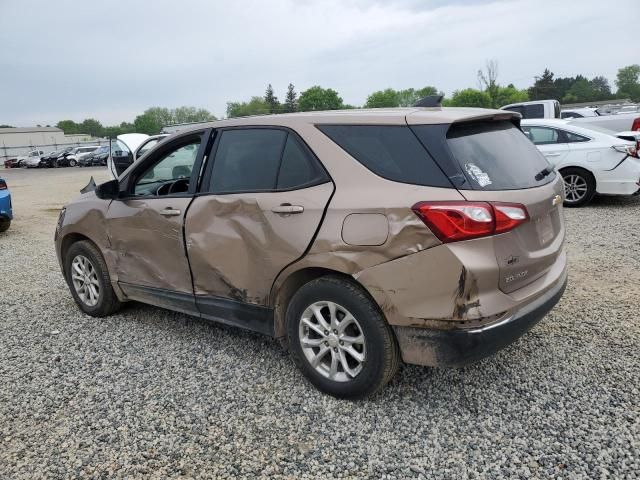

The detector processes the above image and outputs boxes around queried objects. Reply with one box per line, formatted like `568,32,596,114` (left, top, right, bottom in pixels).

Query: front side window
521,126,559,145
133,140,200,196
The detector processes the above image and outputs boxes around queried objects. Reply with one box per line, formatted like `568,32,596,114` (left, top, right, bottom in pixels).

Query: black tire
286,275,400,399
0,219,10,232
64,240,122,317
561,167,596,207
69,159,77,167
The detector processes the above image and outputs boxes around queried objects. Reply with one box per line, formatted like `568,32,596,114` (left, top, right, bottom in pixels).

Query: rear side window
317,125,451,188
208,129,328,194
522,126,559,145
277,134,326,190
562,130,590,143
443,121,554,190
504,104,545,119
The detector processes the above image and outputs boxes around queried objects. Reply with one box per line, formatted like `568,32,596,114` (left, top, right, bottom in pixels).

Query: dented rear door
185,127,333,308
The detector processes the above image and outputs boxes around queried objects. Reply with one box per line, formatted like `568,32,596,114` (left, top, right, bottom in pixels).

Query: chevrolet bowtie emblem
552,194,562,206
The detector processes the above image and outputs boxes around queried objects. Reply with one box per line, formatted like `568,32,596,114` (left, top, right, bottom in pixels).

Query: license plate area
536,212,554,245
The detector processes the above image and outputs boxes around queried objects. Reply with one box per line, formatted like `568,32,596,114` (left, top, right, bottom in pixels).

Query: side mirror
95,179,120,199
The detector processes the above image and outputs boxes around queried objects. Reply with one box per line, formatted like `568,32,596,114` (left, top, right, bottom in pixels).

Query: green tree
298,86,343,111
284,83,298,113
494,85,528,106
589,76,613,100
364,88,399,108
615,64,640,101
562,77,595,103
528,68,558,100
477,59,500,107
226,97,271,118
173,106,216,124
0,124,14,128
264,84,280,113
56,120,80,134
79,118,104,137
397,86,440,106
133,107,173,135
447,89,492,108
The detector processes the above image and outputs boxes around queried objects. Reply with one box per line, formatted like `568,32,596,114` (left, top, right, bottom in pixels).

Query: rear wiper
535,165,555,181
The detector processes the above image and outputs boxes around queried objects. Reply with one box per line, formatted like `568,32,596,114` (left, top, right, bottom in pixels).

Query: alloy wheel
299,301,366,382
70,255,100,307
563,174,588,203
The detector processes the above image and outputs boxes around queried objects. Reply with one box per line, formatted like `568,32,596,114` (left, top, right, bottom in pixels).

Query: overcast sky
1,0,638,126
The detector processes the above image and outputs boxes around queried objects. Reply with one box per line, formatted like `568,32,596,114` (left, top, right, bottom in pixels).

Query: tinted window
444,121,554,190
277,134,327,189
522,126,559,145
561,111,583,119
563,130,590,143
317,125,451,188
209,129,286,193
524,104,545,119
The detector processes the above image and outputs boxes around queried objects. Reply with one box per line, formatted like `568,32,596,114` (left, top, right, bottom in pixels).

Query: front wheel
286,276,400,399
64,240,122,317
561,167,596,207
0,219,10,232
69,159,77,167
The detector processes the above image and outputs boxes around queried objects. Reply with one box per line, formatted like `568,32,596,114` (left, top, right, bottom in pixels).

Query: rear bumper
393,269,567,367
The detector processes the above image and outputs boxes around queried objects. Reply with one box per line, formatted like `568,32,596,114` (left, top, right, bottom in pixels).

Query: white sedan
521,119,640,207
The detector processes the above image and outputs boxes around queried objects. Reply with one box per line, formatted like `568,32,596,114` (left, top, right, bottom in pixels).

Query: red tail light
632,117,640,132
0,180,6,190
412,201,529,243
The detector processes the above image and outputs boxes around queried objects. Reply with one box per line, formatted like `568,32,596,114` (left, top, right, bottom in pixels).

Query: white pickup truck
501,100,640,132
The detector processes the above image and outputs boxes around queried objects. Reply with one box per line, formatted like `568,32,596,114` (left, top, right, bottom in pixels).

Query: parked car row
3,145,109,169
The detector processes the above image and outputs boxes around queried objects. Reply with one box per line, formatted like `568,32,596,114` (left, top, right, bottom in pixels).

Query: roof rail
413,95,444,108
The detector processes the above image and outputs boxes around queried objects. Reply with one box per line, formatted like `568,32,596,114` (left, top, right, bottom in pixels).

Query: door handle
544,153,561,157
159,208,181,216
271,204,304,214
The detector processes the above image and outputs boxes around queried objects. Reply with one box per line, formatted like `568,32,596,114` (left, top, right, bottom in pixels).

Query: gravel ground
1,167,638,479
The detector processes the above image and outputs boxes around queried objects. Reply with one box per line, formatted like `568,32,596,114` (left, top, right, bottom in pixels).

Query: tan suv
55,107,567,398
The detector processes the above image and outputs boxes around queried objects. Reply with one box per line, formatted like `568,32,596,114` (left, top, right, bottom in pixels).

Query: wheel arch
271,266,383,339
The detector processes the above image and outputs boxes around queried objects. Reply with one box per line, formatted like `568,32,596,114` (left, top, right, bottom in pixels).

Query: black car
42,147,75,167
78,146,109,167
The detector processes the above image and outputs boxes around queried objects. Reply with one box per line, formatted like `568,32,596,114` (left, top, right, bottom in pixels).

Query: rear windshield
447,121,553,190
412,121,555,191
317,125,451,188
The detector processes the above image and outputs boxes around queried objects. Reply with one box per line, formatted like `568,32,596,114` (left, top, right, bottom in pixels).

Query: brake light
632,117,640,132
412,201,529,243
0,180,6,190
613,144,639,158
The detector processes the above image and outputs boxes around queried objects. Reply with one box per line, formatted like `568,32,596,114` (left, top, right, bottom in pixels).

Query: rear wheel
286,276,400,399
69,159,77,167
64,240,122,317
561,167,596,207
0,219,10,232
